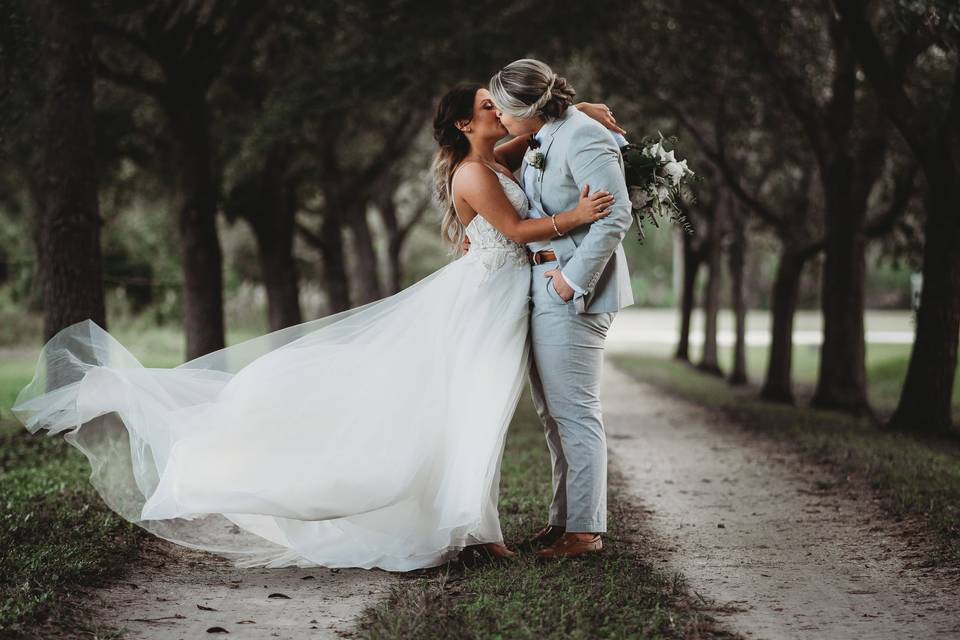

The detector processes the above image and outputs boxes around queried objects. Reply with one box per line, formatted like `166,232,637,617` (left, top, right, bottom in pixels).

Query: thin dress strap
449,160,501,226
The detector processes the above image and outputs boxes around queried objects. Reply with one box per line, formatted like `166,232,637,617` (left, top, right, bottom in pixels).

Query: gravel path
84,538,394,639
602,362,960,640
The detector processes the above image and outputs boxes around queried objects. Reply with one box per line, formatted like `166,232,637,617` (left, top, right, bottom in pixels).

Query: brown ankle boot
536,533,603,559
456,542,516,566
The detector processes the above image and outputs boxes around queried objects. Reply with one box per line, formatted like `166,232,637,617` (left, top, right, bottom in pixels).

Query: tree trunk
386,232,404,294
831,0,960,433
835,1,960,432
171,97,225,360
811,168,868,413
345,205,383,304
319,211,351,314
243,153,302,331
675,231,703,362
698,195,725,376
888,175,960,433
727,210,748,385
32,0,106,343
378,197,404,294
252,215,302,331
761,249,805,402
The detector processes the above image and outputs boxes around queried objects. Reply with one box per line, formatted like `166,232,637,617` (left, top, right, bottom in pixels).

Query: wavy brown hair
432,83,483,254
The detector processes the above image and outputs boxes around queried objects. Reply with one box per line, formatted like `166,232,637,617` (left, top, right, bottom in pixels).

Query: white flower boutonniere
524,136,545,173
524,148,545,172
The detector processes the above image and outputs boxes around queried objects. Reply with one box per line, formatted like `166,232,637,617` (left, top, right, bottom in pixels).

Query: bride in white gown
11,84,617,571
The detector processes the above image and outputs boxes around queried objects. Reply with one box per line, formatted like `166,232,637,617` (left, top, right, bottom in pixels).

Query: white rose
664,149,677,163
663,161,685,186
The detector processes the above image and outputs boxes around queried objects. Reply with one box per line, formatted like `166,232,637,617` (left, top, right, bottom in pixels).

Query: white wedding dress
13,172,532,571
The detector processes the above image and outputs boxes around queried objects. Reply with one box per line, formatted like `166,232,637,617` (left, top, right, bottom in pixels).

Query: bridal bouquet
618,132,697,243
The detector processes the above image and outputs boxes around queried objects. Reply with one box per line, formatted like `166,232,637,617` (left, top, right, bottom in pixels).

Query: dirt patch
81,537,395,639
603,362,960,640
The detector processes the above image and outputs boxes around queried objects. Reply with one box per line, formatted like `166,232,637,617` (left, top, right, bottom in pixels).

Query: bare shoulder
451,161,499,198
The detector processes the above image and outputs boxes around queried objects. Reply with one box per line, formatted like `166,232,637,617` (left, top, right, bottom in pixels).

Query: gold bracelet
551,215,562,237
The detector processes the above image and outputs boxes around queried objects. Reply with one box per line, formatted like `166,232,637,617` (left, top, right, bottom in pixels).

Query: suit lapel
533,108,576,215
532,122,558,214
518,154,534,218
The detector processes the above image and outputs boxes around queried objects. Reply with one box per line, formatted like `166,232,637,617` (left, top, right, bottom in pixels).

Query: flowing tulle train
12,238,531,571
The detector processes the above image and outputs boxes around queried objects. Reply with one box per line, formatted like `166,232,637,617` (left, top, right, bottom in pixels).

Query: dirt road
85,539,394,639
603,362,960,640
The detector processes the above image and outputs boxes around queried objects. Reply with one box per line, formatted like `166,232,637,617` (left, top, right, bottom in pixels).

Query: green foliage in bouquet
621,133,698,244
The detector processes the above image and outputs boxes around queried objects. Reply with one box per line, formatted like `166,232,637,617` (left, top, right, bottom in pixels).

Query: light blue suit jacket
521,107,635,314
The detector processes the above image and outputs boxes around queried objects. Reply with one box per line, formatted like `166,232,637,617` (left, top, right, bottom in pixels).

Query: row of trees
596,0,957,433
2,0,956,433
1,0,617,355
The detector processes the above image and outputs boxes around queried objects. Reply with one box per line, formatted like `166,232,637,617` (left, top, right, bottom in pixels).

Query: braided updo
488,58,576,121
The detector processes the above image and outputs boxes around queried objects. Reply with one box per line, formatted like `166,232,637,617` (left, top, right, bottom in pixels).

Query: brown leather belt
530,249,557,265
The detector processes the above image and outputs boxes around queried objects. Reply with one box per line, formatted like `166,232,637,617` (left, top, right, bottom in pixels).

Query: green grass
630,340,960,417
358,399,734,640
0,417,144,636
612,354,960,569
0,362,32,422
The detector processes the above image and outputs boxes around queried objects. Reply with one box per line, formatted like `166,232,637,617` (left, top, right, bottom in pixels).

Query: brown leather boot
518,524,566,552
456,542,516,567
536,533,603,559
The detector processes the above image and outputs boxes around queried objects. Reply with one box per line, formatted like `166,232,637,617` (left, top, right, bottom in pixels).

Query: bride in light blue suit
489,59,634,559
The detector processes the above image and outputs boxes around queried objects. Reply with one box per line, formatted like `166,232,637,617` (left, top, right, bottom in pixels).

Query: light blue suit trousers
529,261,614,532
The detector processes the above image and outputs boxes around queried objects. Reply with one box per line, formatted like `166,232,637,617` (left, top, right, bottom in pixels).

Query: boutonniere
524,136,545,172
524,148,545,172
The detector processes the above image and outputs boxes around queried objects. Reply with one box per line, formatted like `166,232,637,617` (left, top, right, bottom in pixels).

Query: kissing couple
13,58,634,571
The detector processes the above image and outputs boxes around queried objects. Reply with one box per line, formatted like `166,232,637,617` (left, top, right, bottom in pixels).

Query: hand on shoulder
567,109,620,145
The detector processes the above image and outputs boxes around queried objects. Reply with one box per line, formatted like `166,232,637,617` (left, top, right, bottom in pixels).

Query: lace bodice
463,171,530,271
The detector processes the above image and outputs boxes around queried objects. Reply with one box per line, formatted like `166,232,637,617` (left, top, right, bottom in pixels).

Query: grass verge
0,418,144,638
357,397,738,640
611,354,960,569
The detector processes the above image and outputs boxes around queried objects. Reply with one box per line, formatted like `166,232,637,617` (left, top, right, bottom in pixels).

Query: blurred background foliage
0,0,956,429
